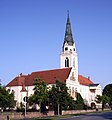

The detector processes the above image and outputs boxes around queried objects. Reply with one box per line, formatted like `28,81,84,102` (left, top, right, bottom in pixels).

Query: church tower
60,12,78,81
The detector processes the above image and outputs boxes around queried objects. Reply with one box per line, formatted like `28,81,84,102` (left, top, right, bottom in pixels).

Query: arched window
65,47,68,51
72,87,75,98
65,57,69,67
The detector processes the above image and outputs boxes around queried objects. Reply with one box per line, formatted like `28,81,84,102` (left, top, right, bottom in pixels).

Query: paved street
59,112,112,120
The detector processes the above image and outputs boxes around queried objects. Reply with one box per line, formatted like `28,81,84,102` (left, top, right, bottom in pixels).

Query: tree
74,92,85,110
76,92,84,104
0,86,16,110
103,84,112,107
8,91,16,109
96,94,110,110
28,78,48,113
48,80,75,115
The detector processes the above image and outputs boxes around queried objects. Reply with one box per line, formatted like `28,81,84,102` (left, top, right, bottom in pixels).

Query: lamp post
58,103,60,116
23,96,28,117
58,87,60,116
24,96,26,117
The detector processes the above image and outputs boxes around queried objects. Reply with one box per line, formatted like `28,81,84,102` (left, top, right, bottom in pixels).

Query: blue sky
0,0,112,88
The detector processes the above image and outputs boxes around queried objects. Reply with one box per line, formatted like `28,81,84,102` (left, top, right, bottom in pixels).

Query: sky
0,0,112,88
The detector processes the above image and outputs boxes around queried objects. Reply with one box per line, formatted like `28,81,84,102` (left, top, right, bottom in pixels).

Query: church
6,13,102,109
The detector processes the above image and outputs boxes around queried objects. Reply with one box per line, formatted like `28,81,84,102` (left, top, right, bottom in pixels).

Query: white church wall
6,86,23,106
79,85,90,105
95,85,102,96
26,86,34,97
20,91,27,103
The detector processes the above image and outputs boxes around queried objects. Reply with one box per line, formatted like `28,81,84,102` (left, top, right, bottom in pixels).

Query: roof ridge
31,67,72,74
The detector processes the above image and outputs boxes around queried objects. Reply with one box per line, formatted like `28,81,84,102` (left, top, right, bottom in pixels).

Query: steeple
60,12,78,70
60,12,78,83
63,11,74,50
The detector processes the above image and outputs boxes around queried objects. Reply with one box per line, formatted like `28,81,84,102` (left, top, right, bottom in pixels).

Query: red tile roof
6,68,94,87
6,68,72,87
78,75,93,85
6,75,27,87
26,67,72,86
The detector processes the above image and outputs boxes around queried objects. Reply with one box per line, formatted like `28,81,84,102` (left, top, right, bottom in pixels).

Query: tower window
74,48,75,51
65,47,68,51
65,57,69,67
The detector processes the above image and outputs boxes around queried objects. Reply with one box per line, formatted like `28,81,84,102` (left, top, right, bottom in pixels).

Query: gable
6,75,27,87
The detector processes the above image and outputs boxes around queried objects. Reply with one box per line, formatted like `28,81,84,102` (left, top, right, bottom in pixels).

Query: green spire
63,11,74,47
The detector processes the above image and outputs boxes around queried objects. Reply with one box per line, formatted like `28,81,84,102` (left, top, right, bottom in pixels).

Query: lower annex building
6,13,102,109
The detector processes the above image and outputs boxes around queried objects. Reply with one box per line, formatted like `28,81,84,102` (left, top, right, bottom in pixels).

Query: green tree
74,92,85,110
28,78,48,113
96,94,110,110
8,91,16,109
76,92,84,104
0,86,16,110
48,80,75,115
103,84,112,107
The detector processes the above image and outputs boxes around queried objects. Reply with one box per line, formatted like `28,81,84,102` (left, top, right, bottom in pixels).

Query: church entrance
91,102,96,109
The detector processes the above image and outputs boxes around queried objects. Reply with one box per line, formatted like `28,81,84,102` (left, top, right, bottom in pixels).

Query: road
59,112,112,120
